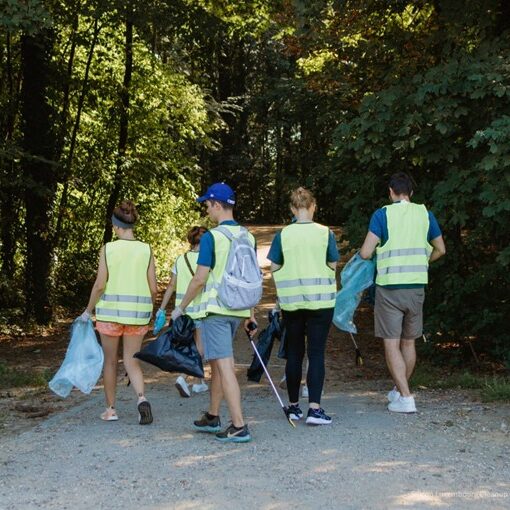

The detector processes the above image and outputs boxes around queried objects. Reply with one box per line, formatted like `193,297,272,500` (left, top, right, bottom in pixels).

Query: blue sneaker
193,412,221,433
215,423,251,443
306,407,332,425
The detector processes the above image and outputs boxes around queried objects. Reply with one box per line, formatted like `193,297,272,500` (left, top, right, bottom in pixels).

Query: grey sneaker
193,412,221,433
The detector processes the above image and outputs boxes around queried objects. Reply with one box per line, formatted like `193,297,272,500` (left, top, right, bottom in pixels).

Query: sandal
138,400,153,425
100,407,119,421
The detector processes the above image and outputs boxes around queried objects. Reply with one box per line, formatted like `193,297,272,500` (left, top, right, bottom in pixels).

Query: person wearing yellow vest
360,173,445,413
268,188,339,425
170,183,257,443
79,200,157,424
156,226,209,397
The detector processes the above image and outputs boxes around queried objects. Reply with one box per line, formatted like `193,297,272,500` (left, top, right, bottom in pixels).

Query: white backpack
215,226,263,310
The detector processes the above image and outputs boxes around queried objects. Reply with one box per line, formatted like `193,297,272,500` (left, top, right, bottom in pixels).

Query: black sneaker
215,423,251,443
193,412,221,433
306,407,332,425
287,404,303,421
138,400,153,425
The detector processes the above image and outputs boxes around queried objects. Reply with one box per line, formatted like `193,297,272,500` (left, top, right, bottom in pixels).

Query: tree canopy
0,0,508,367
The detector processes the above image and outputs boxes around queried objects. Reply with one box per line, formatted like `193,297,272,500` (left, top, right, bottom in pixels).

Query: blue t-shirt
197,221,256,269
368,202,442,288
267,223,339,265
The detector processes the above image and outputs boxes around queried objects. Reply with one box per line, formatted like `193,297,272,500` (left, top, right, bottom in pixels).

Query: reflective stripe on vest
194,225,256,319
376,202,431,286
175,251,203,320
273,222,337,311
95,240,152,325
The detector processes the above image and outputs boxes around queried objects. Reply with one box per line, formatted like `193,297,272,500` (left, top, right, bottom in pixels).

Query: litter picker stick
246,322,295,428
349,332,364,367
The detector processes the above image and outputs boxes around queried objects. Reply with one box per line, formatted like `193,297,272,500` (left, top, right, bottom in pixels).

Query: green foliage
0,362,51,389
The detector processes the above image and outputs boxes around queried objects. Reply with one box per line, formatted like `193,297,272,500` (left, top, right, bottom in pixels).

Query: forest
0,0,509,367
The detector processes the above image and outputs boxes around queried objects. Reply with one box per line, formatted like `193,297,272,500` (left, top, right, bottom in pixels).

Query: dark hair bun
113,200,139,224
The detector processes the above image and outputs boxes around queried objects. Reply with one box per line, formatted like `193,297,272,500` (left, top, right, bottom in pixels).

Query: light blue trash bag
49,319,104,397
333,253,376,334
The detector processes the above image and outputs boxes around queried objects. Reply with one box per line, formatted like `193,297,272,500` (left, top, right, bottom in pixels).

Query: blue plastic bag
49,319,104,397
333,253,376,334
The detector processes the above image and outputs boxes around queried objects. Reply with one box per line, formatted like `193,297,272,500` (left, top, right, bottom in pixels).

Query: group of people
81,173,445,443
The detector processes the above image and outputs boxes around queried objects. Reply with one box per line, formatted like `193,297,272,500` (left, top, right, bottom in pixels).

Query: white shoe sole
288,413,303,421
306,417,332,425
388,407,417,414
192,386,209,394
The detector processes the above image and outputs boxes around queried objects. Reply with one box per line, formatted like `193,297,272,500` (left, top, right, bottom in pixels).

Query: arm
270,262,281,272
84,246,108,314
327,261,337,270
360,231,380,260
159,273,177,310
147,253,158,304
429,235,446,263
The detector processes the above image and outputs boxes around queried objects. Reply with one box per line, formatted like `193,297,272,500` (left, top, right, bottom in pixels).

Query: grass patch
481,377,510,402
411,364,510,402
0,362,51,389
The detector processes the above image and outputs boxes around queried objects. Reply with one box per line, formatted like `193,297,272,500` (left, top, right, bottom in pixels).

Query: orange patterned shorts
96,321,149,337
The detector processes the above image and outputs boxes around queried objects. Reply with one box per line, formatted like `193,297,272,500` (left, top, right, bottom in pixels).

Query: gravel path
1,355,509,510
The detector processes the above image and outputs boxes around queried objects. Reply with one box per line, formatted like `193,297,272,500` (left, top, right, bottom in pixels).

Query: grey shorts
200,315,242,361
374,286,425,340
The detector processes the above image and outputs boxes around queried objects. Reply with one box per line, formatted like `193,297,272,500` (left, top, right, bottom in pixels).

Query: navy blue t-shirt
267,223,339,265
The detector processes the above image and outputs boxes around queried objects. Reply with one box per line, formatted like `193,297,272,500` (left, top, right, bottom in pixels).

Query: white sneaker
175,376,191,398
387,386,401,403
388,396,417,413
301,385,324,398
192,382,209,394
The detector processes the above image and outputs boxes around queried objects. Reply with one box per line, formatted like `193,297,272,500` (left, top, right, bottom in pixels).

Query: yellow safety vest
273,223,337,311
175,251,202,320
376,202,432,285
95,240,152,325
194,225,256,319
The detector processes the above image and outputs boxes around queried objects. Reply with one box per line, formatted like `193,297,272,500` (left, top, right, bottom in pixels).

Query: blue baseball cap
197,182,236,205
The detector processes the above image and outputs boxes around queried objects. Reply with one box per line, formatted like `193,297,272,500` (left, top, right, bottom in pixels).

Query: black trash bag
134,315,204,378
247,310,285,382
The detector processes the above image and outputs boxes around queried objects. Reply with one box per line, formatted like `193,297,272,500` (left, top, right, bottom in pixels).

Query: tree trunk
20,29,57,324
54,18,101,248
103,11,133,244
0,32,20,278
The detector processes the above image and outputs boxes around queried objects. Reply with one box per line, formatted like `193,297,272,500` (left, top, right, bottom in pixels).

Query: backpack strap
183,252,195,276
214,225,247,241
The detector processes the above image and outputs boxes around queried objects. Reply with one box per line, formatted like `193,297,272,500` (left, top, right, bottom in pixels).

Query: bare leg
123,334,146,401
208,359,223,416
400,338,416,381
100,333,120,408
384,339,411,397
215,357,244,427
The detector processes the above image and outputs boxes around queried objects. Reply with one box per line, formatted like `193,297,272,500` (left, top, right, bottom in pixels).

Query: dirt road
0,226,509,509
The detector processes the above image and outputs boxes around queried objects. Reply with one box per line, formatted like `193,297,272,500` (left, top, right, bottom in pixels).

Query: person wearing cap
268,187,339,425
79,200,157,424
360,172,445,413
170,182,257,443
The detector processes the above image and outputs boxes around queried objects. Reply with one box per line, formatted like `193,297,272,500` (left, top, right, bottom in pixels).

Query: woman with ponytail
80,200,157,424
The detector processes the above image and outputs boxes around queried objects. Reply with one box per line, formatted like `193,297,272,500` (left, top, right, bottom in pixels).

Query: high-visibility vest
194,225,256,319
376,202,432,286
273,223,337,311
175,251,202,320
95,240,152,325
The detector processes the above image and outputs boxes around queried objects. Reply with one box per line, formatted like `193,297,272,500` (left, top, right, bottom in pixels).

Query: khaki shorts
374,286,425,339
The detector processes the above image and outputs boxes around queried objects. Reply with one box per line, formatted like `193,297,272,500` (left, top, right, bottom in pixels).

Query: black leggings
283,307,334,405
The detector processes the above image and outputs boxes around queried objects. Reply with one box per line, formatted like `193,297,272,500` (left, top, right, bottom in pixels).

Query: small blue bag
333,253,376,334
49,319,104,397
